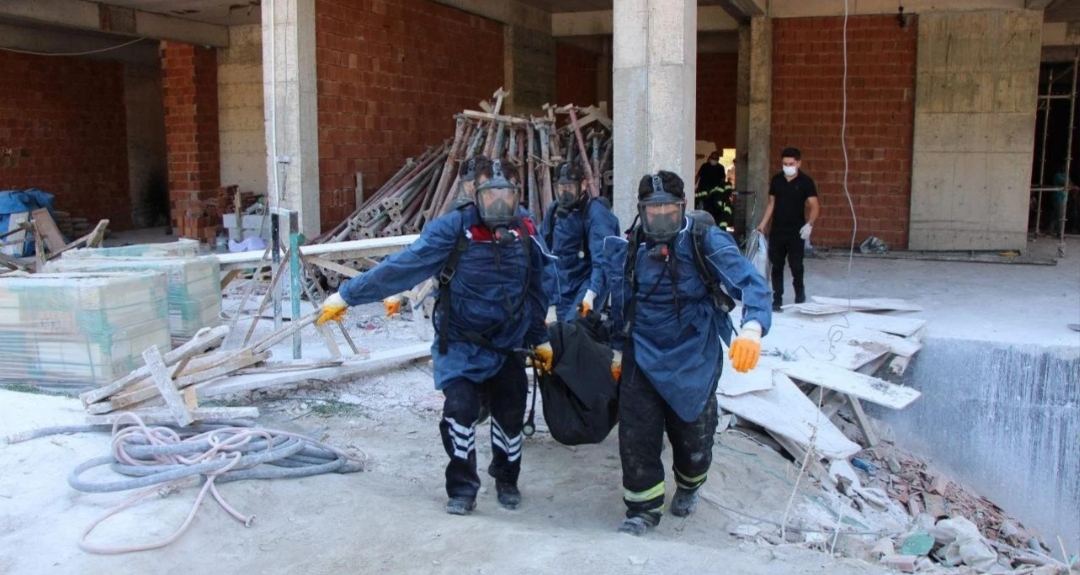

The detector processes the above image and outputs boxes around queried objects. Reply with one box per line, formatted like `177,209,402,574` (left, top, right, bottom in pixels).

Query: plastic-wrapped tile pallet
44,255,222,340
0,272,172,386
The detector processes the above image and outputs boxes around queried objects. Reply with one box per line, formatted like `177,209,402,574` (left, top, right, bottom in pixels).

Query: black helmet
475,159,521,229
637,172,685,244
555,162,585,211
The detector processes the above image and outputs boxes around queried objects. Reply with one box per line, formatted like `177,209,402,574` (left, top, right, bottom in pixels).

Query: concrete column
262,0,320,237
746,16,772,226
612,0,698,227
735,24,750,190
596,37,612,108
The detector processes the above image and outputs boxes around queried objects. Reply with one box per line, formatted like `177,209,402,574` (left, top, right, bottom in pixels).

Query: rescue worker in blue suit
318,158,555,516
591,170,772,536
539,162,620,322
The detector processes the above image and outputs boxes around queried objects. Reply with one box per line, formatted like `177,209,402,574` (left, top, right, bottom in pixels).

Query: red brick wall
0,52,131,230
697,53,738,151
316,0,504,231
162,42,221,243
771,15,917,249
556,42,598,108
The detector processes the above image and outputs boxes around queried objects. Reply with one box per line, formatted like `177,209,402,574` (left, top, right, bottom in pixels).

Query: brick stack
771,15,917,250
162,42,221,244
0,52,131,230
314,0,504,232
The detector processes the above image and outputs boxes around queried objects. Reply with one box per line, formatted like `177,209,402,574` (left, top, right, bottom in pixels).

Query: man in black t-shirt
755,147,820,312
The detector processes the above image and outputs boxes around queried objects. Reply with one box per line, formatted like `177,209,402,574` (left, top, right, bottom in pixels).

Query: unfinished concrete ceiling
516,0,722,13
102,0,259,26
1045,0,1080,23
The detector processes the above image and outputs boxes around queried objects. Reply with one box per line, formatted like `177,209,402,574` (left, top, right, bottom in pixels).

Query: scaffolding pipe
1058,53,1078,257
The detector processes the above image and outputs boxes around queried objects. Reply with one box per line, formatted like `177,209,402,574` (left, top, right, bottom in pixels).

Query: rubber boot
496,480,521,509
617,512,660,536
670,488,700,517
445,497,476,515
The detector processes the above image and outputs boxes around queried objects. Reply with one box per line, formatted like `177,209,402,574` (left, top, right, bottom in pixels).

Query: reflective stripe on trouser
439,356,528,500
619,341,721,517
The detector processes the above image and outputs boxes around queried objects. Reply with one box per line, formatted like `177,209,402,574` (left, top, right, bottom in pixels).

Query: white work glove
318,292,348,325
578,289,597,317
545,305,558,325
799,223,813,240
729,320,762,373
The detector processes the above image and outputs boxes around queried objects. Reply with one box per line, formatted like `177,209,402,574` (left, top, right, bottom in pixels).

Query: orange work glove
728,321,762,373
317,292,348,325
383,295,403,317
577,289,597,317
611,349,622,382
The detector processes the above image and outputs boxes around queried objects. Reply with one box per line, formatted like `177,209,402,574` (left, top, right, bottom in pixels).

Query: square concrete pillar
746,16,772,227
262,0,320,237
612,0,697,226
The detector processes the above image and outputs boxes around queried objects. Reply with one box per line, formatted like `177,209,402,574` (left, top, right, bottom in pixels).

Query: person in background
695,151,726,199
755,147,820,312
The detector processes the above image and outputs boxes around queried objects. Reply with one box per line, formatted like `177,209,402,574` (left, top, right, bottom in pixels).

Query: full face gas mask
638,174,685,247
555,164,583,215
475,160,521,245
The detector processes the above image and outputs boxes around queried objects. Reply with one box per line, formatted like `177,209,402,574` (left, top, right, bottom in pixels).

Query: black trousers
768,232,805,303
439,356,528,500
618,342,720,519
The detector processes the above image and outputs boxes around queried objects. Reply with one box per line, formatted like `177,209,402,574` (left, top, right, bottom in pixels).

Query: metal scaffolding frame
1031,52,1078,257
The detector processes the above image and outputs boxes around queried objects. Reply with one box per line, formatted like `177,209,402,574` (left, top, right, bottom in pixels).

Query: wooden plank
847,395,879,447
1,212,29,256
769,432,836,487
810,296,923,313
46,219,110,261
305,255,360,279
85,406,259,425
220,268,241,290
718,355,775,396
197,343,431,399
251,311,320,354
79,325,230,406
0,252,24,270
717,372,861,460
86,351,271,414
142,346,194,426
777,359,921,409
30,209,66,253
314,322,342,358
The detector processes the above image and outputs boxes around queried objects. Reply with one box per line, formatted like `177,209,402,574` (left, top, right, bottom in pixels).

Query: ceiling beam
0,0,228,47
553,6,738,37
715,0,766,23
430,0,550,33
1024,0,1057,10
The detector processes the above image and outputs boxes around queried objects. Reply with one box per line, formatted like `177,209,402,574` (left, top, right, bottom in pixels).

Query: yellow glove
729,321,762,373
533,342,554,374
577,289,597,317
611,349,622,382
318,292,348,325
383,295,403,317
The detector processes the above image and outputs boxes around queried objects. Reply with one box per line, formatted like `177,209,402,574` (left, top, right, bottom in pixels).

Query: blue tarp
0,189,58,257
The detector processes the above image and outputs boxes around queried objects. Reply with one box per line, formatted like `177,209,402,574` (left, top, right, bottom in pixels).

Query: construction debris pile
311,94,611,287
716,296,1068,574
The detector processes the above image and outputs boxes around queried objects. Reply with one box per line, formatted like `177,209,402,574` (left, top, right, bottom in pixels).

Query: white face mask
782,165,798,177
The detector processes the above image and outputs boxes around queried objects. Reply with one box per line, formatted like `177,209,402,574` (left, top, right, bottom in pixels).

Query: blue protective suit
592,217,772,421
338,205,553,390
540,198,620,321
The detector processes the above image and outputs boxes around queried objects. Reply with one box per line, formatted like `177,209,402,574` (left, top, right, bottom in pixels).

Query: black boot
496,480,521,509
618,512,661,536
772,300,783,313
670,488,699,517
445,497,476,515
794,292,806,305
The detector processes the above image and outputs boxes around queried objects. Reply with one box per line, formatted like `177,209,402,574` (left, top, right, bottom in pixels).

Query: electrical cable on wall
0,37,147,57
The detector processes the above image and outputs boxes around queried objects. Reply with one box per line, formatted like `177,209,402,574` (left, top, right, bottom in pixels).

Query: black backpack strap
621,225,643,339
436,230,469,355
687,211,735,314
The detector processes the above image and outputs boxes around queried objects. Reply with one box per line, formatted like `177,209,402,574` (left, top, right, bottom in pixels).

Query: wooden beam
143,346,194,427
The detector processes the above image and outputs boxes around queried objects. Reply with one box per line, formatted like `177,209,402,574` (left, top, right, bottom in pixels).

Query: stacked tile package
0,272,172,385
44,254,222,339
63,238,201,259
